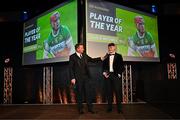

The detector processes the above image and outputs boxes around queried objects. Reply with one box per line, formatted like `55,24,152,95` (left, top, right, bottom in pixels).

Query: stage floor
0,103,180,119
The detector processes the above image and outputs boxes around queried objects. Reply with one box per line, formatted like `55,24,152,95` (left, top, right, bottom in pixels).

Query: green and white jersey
128,31,156,56
44,25,70,55
132,31,154,46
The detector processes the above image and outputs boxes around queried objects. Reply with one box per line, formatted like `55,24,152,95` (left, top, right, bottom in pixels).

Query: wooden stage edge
0,103,179,119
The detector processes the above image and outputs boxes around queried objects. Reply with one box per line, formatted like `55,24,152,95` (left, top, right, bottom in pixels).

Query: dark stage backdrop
8,62,165,104
11,63,110,104
1,55,179,104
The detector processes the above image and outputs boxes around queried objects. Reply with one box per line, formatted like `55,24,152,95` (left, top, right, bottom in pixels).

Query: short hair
50,11,60,22
108,43,115,47
75,43,84,50
134,16,144,24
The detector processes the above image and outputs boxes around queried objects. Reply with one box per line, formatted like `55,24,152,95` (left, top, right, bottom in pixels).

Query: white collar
76,52,81,57
137,31,145,39
52,29,60,37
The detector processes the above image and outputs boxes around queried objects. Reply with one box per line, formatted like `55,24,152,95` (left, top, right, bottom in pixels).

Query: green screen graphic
23,0,77,65
86,0,159,62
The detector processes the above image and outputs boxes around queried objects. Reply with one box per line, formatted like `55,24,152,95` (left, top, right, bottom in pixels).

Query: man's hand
101,53,108,61
103,72,109,78
71,79,76,85
118,74,121,78
101,56,104,61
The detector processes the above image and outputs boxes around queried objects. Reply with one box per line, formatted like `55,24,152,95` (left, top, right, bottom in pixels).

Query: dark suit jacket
103,53,124,75
69,53,101,80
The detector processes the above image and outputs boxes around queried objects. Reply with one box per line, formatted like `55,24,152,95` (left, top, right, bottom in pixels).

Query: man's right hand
101,53,108,61
71,79,76,85
103,72,109,78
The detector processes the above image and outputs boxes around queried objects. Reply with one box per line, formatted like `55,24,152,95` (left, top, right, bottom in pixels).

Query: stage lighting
22,11,28,21
4,58,10,64
23,11,27,14
152,5,157,13
169,53,175,58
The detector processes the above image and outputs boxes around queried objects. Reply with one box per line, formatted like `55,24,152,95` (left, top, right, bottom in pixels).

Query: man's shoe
79,109,84,114
118,110,123,114
106,108,112,113
88,109,95,114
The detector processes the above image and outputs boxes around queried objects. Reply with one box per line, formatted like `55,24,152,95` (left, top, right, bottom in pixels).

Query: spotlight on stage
4,58,10,64
21,11,28,21
23,11,27,14
169,53,175,59
152,5,157,13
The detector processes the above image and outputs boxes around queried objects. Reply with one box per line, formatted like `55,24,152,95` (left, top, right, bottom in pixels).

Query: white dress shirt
109,52,115,72
76,52,82,58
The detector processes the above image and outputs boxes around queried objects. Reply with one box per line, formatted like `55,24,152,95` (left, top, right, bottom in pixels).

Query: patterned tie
80,54,83,59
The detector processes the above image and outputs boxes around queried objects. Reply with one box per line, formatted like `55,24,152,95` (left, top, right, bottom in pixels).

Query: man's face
108,46,116,54
76,45,84,54
51,19,60,31
137,23,145,33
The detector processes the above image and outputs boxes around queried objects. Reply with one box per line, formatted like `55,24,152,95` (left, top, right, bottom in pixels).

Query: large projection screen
22,0,77,65
86,0,160,62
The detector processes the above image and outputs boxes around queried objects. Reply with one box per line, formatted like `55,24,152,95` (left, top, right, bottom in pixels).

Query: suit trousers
105,73,122,111
75,75,93,111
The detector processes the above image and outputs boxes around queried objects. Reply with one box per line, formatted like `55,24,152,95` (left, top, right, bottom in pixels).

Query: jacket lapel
112,53,118,71
113,53,117,64
74,54,81,66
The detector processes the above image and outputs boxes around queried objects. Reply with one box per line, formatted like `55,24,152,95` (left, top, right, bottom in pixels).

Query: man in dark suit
102,43,124,113
69,43,103,114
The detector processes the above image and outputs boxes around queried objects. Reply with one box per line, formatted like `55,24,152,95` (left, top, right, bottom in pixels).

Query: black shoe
88,109,95,114
79,109,84,114
118,110,123,114
106,108,112,113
